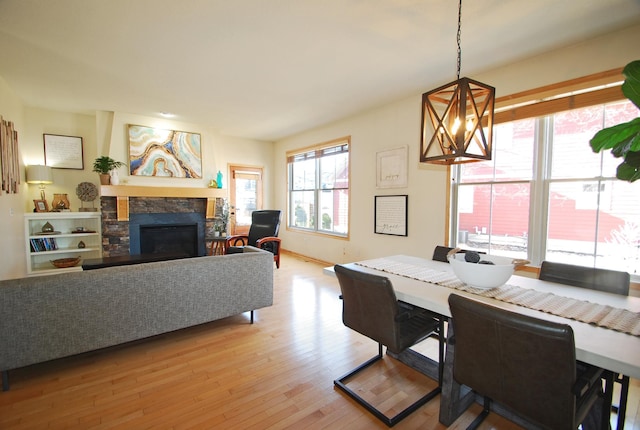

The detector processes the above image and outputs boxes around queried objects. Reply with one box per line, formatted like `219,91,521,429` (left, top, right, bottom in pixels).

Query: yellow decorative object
51,193,70,210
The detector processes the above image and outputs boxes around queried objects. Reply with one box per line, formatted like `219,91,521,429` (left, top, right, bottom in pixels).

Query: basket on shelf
50,257,81,268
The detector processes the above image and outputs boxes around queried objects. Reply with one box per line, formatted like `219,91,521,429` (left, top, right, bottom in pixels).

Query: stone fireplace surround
100,186,224,257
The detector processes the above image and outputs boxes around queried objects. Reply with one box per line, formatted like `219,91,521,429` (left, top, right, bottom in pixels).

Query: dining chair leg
602,371,615,430
334,343,440,427
466,397,491,430
614,374,629,430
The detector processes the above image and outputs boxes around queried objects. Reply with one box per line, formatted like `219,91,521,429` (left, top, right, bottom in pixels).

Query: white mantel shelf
100,185,226,221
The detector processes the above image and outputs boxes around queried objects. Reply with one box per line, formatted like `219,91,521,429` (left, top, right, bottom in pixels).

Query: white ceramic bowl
448,253,515,289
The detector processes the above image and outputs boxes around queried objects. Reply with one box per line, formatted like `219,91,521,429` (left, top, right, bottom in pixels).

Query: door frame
228,164,263,236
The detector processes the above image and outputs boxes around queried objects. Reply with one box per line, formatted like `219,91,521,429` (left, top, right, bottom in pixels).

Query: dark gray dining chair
448,293,607,430
333,264,444,427
432,245,484,263
539,260,631,429
539,261,630,296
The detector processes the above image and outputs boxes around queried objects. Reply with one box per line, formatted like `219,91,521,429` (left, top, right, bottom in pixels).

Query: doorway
229,165,263,236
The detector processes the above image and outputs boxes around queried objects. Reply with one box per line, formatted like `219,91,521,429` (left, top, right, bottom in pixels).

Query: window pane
546,180,640,276
291,158,316,190
319,189,349,234
546,181,598,264
551,106,606,179
288,139,349,236
457,183,529,260
549,102,639,179
234,177,257,225
290,190,315,229
320,152,349,189
461,119,535,183
597,180,640,276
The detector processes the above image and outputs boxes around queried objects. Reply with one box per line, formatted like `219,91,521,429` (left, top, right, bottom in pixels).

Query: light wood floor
1,253,638,429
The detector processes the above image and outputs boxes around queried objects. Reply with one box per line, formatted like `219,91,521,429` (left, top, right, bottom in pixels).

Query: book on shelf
30,237,58,252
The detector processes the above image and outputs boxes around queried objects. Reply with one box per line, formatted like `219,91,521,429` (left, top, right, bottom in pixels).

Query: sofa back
0,247,273,372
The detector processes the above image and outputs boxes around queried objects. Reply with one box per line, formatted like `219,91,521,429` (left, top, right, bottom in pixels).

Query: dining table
324,254,640,428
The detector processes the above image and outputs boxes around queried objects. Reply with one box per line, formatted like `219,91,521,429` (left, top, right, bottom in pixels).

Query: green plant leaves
589,60,640,182
622,60,640,109
590,118,640,153
617,151,640,182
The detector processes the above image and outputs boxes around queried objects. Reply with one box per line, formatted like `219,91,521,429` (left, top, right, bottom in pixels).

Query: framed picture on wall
376,146,408,188
374,195,408,236
44,134,84,169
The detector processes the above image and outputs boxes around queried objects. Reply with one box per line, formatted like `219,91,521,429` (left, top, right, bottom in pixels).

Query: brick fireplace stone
100,197,216,257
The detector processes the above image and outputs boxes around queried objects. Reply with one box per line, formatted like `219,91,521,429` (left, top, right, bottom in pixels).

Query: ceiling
1,0,639,142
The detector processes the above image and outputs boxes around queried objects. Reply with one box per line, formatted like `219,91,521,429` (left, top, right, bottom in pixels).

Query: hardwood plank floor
1,253,638,429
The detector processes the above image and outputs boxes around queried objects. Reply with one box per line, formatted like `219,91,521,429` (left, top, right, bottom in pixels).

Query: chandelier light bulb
452,117,461,134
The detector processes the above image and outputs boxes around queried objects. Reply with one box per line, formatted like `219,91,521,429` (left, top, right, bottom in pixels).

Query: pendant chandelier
420,0,495,165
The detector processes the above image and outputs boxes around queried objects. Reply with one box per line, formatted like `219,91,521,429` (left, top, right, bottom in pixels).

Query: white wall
0,76,27,279
274,22,640,266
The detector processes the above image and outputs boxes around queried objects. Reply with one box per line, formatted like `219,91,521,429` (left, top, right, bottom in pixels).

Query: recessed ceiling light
160,112,175,118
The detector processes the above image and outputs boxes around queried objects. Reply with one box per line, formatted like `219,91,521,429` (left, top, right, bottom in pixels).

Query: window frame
286,136,350,238
449,68,640,280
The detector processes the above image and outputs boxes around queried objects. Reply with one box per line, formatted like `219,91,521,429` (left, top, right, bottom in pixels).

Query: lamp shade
26,165,53,184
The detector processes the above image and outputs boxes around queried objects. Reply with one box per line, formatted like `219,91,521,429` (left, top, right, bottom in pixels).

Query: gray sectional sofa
0,246,274,391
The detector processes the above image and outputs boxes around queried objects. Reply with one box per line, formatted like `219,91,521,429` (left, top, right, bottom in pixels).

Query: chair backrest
432,246,484,263
432,246,455,262
247,210,281,247
539,261,630,296
448,294,579,430
334,264,404,351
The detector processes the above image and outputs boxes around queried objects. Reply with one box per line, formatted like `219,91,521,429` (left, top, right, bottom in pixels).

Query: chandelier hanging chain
456,0,462,80
419,0,495,165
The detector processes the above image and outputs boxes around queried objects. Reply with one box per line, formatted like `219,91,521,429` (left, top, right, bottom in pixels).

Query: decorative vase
110,170,120,185
216,171,223,188
99,174,110,185
51,193,70,211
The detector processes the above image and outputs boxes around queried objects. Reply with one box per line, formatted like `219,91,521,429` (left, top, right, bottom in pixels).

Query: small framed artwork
374,195,408,236
44,134,84,169
33,199,49,213
376,146,408,188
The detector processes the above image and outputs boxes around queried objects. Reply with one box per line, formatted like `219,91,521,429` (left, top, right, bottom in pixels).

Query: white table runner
356,258,640,337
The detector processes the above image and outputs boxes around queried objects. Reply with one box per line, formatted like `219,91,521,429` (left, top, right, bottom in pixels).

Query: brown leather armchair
225,210,281,268
448,293,607,430
540,260,630,429
333,264,444,427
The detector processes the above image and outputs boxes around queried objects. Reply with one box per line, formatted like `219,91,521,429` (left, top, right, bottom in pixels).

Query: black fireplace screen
139,223,198,257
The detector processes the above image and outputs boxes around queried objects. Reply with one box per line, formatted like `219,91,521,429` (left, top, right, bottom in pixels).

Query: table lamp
26,165,53,200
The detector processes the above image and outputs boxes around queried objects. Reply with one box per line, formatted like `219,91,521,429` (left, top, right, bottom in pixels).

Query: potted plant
590,60,640,183
93,156,125,185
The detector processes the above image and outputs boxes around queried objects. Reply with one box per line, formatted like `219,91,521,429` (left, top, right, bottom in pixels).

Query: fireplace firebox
129,212,206,257
140,223,198,257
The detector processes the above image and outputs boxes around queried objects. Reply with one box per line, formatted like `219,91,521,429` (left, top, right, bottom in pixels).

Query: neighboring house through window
287,137,350,237
450,70,640,279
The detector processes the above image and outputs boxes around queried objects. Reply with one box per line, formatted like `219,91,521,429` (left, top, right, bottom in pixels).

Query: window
287,137,350,236
451,71,640,278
